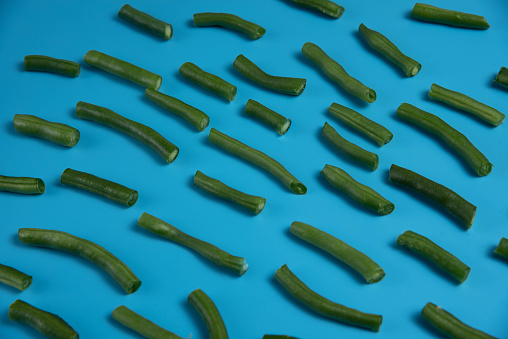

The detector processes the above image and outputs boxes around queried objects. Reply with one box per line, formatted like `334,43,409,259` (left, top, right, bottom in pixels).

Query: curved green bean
245,99,291,135
188,289,228,339
24,55,80,77
0,175,45,194
0,264,32,291
18,228,141,294
494,238,508,260
411,4,490,30
13,114,80,147
494,67,508,89
179,62,237,101
285,0,344,19
193,12,265,40
118,4,173,40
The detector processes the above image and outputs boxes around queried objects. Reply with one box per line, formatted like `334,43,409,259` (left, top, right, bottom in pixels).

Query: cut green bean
24,55,80,77
358,23,421,77
494,67,508,89
422,302,497,339
13,114,80,147
396,103,492,176
322,122,379,171
233,54,306,96
76,101,178,163
179,62,237,101
118,4,173,40
0,175,45,194
411,3,490,30
209,128,307,194
291,221,385,283
494,238,508,260
274,264,382,331
137,212,248,275
0,264,32,291
188,289,228,339
397,230,470,283
321,164,394,215
84,50,162,90
193,12,265,40
245,99,291,135
301,42,376,103
194,170,266,214
285,0,344,19
428,84,505,126
145,88,209,131
18,228,141,294
9,299,78,339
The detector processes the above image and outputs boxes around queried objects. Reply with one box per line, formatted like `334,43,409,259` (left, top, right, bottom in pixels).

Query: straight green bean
188,289,228,339
245,99,291,135
285,0,344,19
193,12,265,39
118,4,173,40
13,114,80,147
179,62,237,101
24,55,80,77
411,4,490,30
494,67,508,89
0,175,45,194
0,264,32,291
494,238,508,260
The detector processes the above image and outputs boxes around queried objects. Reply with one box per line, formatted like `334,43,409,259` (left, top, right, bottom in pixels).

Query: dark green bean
0,264,32,291
396,103,492,176
9,299,78,339
274,264,382,331
179,62,237,101
301,42,376,103
284,0,344,19
321,164,394,215
24,55,80,77
18,228,141,294
13,114,80,147
494,238,508,260
494,67,508,89
188,289,228,339
0,175,45,194
76,101,178,163
245,99,291,135
209,128,307,194
137,213,248,275
193,12,265,40
118,4,173,40
411,3,490,30
233,54,306,96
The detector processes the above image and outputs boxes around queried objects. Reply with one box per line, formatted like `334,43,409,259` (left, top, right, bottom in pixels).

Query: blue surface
1,0,508,338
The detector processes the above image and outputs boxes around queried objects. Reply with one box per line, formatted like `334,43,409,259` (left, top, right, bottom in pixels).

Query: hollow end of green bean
291,182,307,195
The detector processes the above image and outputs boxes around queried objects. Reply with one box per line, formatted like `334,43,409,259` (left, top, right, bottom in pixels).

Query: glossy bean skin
285,0,344,19
245,99,291,135
193,12,265,39
24,55,80,77
188,289,229,339
179,62,237,101
0,175,45,194
494,238,508,260
411,3,490,30
0,264,32,291
118,4,172,40
13,114,80,147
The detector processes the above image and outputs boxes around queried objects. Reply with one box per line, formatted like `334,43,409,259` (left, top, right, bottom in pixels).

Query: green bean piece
193,12,266,40
24,55,80,77
137,213,248,275
194,170,266,214
285,0,344,19
411,3,490,30
18,228,141,294
494,67,508,89
422,302,497,339
322,122,379,171
358,23,421,77
0,264,32,291
9,299,78,339
301,42,376,103
83,50,162,90
112,305,185,339
0,175,45,194
188,289,228,339
76,101,178,163
321,164,394,215
118,4,172,40
179,62,237,101
13,114,80,147
233,54,306,96
145,88,209,132
209,128,307,194
494,237,508,260
245,99,291,135
274,264,382,331
396,103,492,176
397,230,470,283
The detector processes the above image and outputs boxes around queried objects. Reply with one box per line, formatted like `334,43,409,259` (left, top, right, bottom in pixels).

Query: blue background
1,0,508,338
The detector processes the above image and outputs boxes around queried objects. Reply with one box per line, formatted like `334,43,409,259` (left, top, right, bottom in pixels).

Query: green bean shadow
4,120,18,137
277,0,340,20
114,14,168,43
175,69,234,104
17,61,25,72
182,296,208,339
142,93,200,134
412,310,450,339
326,109,385,148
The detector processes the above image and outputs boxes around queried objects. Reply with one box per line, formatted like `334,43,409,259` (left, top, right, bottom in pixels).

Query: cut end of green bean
365,89,376,103
278,119,291,136
290,182,307,195
478,163,492,177
126,280,142,294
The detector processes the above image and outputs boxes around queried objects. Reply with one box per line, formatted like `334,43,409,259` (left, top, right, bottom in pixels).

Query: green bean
422,302,497,339
76,101,178,163
193,12,265,40
411,4,490,30
194,170,266,214
245,99,291,135
396,103,492,176
188,289,228,339
494,237,508,260
321,164,394,215
9,299,78,339
494,67,508,89
301,42,376,103
233,54,306,96
18,228,141,294
137,212,248,275
145,88,209,131
118,4,172,40
328,103,393,146
112,305,185,339
322,122,379,171
83,50,162,90
389,164,476,228
284,0,344,19
13,114,80,147
291,221,385,283
428,84,505,126
0,264,32,291
0,175,45,194
397,230,470,283
179,62,237,101
209,128,307,194
274,264,382,331
24,55,80,77
358,23,421,77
